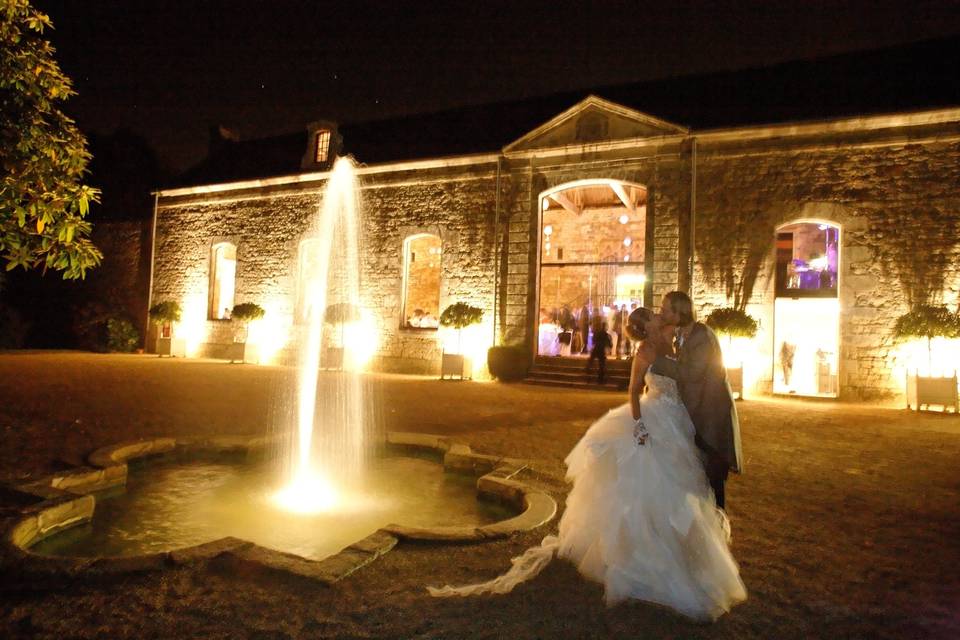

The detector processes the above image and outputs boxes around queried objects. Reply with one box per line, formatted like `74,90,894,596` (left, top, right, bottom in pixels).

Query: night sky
37,0,960,172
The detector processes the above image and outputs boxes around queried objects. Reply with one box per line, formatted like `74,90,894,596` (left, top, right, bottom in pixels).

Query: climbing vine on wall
695,189,776,312
885,206,960,308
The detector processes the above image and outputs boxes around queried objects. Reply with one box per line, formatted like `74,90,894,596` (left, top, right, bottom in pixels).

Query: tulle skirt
559,402,746,619
429,395,746,621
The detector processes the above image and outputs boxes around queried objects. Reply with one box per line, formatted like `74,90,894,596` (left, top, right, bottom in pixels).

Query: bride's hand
633,419,649,446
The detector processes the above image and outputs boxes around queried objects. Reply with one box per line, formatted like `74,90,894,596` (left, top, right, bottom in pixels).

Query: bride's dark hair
626,307,654,341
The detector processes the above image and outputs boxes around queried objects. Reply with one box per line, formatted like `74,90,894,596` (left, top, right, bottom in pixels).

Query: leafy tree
148,301,181,326
893,305,960,372
231,302,265,345
705,307,759,339
1,0,101,279
440,302,484,353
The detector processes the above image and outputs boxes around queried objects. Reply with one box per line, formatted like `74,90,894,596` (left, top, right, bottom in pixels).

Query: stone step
522,377,625,392
525,368,630,383
532,356,632,372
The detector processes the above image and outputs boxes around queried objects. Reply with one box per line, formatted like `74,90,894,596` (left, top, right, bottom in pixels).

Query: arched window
401,234,441,329
536,180,647,357
209,242,237,320
773,221,841,398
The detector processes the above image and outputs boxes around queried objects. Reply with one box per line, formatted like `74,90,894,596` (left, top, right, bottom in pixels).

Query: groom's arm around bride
651,292,743,509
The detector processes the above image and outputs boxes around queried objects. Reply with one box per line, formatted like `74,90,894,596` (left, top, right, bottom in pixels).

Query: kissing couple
430,291,747,622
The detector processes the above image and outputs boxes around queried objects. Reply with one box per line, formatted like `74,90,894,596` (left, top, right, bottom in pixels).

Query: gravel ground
0,352,958,639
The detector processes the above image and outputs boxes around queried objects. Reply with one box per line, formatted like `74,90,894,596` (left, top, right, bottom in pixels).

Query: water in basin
33,455,511,561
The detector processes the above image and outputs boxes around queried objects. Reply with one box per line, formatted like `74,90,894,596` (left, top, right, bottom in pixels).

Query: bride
429,308,747,621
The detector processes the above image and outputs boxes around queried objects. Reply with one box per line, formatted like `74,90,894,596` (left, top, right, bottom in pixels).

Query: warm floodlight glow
247,300,289,365
341,312,379,370
272,470,340,514
895,337,960,378
179,292,209,357
440,317,494,379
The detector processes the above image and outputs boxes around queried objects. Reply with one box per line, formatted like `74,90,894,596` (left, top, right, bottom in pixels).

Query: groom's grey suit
651,322,742,507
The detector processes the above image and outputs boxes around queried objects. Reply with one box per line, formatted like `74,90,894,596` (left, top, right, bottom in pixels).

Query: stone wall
153,110,960,399
154,162,504,373
692,125,960,399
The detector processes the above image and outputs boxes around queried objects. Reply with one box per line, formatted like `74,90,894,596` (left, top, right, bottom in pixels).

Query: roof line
154,151,500,197
157,105,960,198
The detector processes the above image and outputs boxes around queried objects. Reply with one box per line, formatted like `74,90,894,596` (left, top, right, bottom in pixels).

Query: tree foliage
1,0,101,278
705,307,759,338
892,305,960,341
440,302,484,329
148,301,181,325
231,302,265,323
323,302,360,324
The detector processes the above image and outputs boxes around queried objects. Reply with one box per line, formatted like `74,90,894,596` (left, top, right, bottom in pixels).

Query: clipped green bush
231,302,266,322
440,302,484,329
893,305,960,371
440,302,484,354
148,300,182,325
107,318,140,352
893,305,960,341
487,345,528,382
324,302,361,324
705,307,759,338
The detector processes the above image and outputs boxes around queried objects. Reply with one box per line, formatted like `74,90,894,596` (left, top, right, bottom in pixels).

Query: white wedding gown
429,370,747,621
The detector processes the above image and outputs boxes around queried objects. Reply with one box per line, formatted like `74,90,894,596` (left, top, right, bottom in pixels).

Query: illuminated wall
151,99,960,398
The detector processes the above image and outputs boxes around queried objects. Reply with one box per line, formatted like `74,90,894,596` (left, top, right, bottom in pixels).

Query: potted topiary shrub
148,301,185,357
705,307,759,400
439,302,484,380
229,302,266,363
894,305,960,412
323,302,361,370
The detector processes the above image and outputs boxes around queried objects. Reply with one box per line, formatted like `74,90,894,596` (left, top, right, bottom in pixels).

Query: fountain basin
0,434,557,584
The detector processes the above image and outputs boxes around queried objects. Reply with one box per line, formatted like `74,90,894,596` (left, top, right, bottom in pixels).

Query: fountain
273,156,368,514
8,156,553,571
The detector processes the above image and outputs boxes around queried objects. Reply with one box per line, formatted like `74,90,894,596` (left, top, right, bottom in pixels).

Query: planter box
155,337,186,358
226,342,259,364
440,353,473,380
323,347,344,371
726,366,744,400
906,372,959,412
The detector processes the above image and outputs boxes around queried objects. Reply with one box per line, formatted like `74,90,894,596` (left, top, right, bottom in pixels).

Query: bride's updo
626,307,654,341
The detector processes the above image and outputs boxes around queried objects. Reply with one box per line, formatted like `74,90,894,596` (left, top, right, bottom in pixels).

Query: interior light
543,225,553,236
542,199,550,211
623,254,630,262
623,237,632,247
619,215,629,224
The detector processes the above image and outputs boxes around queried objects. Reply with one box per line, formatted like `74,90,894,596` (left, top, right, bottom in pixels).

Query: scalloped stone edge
0,432,556,585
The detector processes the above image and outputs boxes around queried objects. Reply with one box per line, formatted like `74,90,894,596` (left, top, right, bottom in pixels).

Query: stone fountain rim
0,432,556,586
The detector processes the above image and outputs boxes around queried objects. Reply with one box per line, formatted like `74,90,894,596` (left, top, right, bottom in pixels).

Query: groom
651,291,743,509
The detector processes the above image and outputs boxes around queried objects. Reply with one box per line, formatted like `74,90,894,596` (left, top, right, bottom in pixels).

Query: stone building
151,49,960,401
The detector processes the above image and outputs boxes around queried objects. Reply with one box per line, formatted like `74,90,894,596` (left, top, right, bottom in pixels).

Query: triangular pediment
504,95,687,153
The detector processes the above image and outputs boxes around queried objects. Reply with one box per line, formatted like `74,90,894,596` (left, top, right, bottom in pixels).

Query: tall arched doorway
535,179,648,358
772,220,841,397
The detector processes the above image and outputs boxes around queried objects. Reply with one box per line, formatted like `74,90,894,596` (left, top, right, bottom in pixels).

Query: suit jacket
591,329,612,356
651,322,743,473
